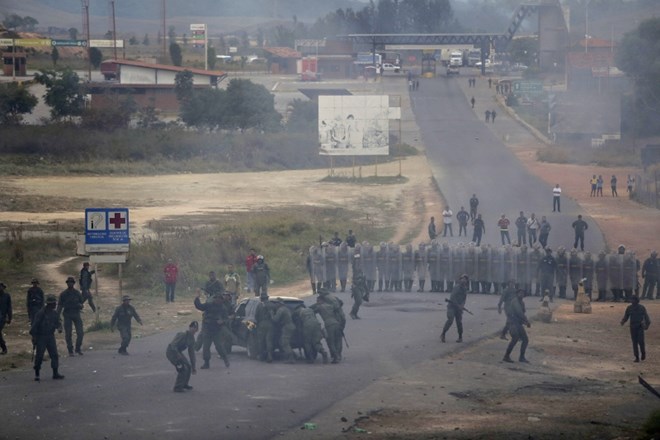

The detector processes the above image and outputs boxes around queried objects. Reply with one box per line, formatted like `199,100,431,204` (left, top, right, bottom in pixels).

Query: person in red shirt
164,259,178,303
498,214,511,245
245,248,258,294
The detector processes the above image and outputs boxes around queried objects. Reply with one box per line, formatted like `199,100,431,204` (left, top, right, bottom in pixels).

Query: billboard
319,95,398,156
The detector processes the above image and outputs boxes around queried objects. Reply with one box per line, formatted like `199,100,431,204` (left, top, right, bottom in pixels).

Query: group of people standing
589,174,635,198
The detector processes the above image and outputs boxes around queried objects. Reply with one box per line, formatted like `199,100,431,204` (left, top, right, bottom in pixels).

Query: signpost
85,208,130,302
51,39,88,47
190,23,207,70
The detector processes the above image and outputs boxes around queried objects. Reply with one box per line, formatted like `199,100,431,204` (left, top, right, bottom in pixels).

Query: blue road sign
85,208,129,247
52,39,87,47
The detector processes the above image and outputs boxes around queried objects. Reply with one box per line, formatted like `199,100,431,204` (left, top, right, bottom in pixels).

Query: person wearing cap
538,248,557,301
30,294,64,381
255,294,275,362
503,288,531,363
57,277,85,356
79,262,97,313
0,283,12,355
620,295,651,362
26,278,44,323
166,321,198,392
163,258,178,303
441,274,469,343
251,255,270,297
641,251,659,300
110,295,143,355
194,290,231,369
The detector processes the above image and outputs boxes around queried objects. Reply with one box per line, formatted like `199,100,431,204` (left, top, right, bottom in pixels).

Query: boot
200,361,210,369
311,282,316,295
502,355,514,363
340,280,346,292
456,336,463,343
417,280,425,292
223,358,230,368
34,368,40,382
52,368,65,380
75,348,83,356
440,333,446,343
321,350,329,364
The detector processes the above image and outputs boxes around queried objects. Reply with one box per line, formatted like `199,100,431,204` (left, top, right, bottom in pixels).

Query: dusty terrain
0,76,659,438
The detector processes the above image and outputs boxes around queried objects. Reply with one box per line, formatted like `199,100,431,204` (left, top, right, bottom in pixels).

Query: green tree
174,70,194,102
68,27,79,40
169,42,183,66
286,99,317,133
207,46,217,70
33,68,86,120
168,25,176,42
81,93,135,131
0,82,38,125
22,16,38,31
2,14,24,30
129,36,138,45
224,78,282,131
143,33,150,46
180,88,227,130
508,36,538,67
51,47,59,66
616,17,660,136
89,47,103,68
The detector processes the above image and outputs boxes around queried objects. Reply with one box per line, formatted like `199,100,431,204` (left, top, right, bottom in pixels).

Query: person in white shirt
552,184,561,212
442,207,454,237
526,213,539,245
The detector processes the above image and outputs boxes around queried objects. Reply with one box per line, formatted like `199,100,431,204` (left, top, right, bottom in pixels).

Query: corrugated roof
105,59,226,77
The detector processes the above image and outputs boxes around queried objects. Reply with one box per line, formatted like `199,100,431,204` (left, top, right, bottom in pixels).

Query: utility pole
110,0,117,60
162,0,167,61
82,0,91,81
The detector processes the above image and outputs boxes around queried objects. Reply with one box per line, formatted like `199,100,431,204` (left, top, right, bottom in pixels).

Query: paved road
409,73,606,253
0,291,520,440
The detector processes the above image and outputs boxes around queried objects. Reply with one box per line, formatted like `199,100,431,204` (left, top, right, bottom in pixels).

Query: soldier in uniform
362,242,377,292
621,295,651,362
57,277,84,356
79,262,97,313
440,243,453,293
166,321,198,392
318,287,346,360
415,243,428,292
204,271,224,297
498,280,517,339
402,244,415,292
555,247,568,299
441,274,469,343
292,304,328,364
311,246,325,294
595,251,609,301
478,245,491,294
538,248,557,300
311,294,343,363
350,260,369,319
0,283,11,355
568,249,583,299
582,251,595,299
622,251,639,301
30,294,64,381
427,241,440,292
272,298,296,363
502,246,514,288
325,243,338,291
514,245,529,293
255,294,275,362
376,242,388,292
337,242,350,293
609,246,625,302
26,278,44,323
252,255,271,297
465,244,478,293
502,288,531,363
110,295,143,355
491,246,504,295
641,251,659,300
529,244,543,296
388,243,401,291
194,290,231,369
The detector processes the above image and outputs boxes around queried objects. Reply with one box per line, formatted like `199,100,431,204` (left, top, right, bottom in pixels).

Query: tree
180,88,227,130
22,16,38,31
89,47,103,69
81,93,135,131
51,47,59,66
129,36,138,45
69,27,79,40
616,17,660,136
169,43,183,66
33,69,86,120
224,79,282,131
174,70,194,102
508,36,539,67
3,14,24,30
207,46,217,70
286,99,317,133
168,25,176,42
143,33,150,46
0,83,38,125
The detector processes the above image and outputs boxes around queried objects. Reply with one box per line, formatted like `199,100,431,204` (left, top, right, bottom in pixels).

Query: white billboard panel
89,39,125,48
319,95,395,156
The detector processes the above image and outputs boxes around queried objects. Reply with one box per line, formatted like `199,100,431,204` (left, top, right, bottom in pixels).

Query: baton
445,298,474,315
342,331,349,349
639,375,660,400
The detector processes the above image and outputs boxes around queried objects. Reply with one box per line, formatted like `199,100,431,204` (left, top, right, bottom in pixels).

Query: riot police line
309,241,650,302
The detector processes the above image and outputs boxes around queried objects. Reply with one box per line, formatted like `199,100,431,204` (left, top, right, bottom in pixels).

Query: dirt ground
1,81,659,438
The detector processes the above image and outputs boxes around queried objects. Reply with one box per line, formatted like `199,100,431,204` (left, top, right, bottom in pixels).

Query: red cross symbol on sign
109,212,127,229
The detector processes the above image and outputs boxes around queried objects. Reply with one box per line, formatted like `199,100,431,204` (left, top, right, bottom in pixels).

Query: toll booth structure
3,51,27,76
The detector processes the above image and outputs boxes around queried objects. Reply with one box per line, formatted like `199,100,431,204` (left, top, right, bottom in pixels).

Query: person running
502,289,531,363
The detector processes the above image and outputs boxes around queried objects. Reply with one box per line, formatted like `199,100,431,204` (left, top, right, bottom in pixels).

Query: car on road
229,296,306,359
381,63,401,73
446,66,460,76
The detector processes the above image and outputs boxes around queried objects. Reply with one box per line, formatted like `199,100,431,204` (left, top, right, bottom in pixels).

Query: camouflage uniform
273,301,296,363
194,295,231,368
292,305,328,363
167,323,197,392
